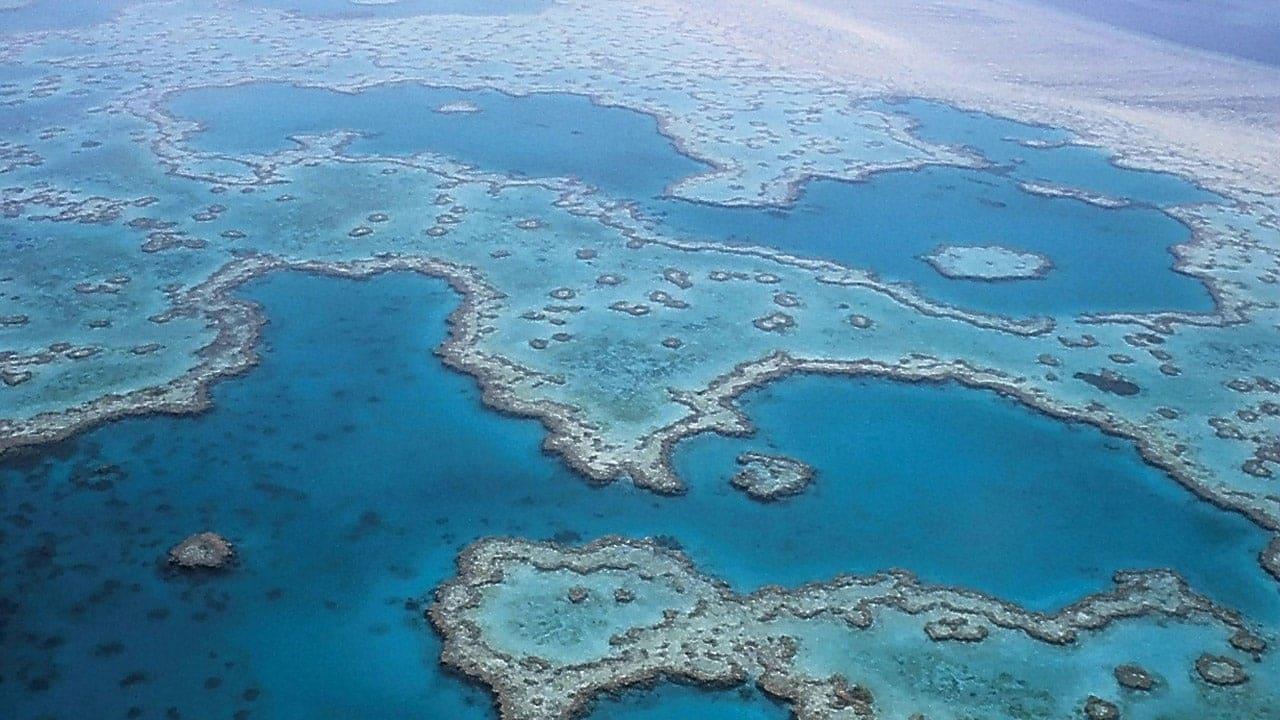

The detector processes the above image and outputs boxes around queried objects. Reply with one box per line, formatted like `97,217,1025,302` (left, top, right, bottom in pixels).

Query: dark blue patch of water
589,683,790,720
672,374,1279,620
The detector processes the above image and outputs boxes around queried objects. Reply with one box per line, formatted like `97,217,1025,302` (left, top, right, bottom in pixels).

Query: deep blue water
166,83,1217,317
0,272,1274,718
243,0,551,19
1035,0,1280,68
673,374,1279,620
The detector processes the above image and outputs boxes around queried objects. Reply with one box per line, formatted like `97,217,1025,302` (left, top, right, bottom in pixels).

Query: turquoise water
243,0,551,19
673,374,1279,619
654,98,1217,316
651,171,1213,316
166,83,1217,317
0,272,1274,718
881,98,1220,208
167,83,705,202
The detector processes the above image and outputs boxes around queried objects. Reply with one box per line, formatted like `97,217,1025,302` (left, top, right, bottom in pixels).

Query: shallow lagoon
167,83,705,202
883,98,1221,207
167,82,1217,317
0,272,1274,718
651,170,1213,317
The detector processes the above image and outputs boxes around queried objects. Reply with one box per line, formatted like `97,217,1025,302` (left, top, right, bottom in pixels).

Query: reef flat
432,537,1277,720
729,451,814,500
1,0,1279,716
921,244,1053,281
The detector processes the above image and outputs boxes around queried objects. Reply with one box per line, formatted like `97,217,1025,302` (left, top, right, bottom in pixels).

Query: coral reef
921,244,1053,281
430,537,1271,720
729,451,814,500
167,532,234,570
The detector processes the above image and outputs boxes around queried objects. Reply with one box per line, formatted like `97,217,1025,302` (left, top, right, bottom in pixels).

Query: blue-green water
674,374,1279,620
168,83,704,202
166,83,1217,317
0,271,1274,718
651,171,1212,316
652,98,1217,316
882,98,1219,208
